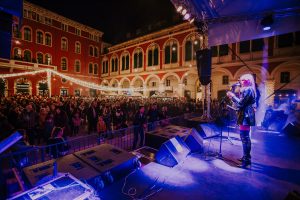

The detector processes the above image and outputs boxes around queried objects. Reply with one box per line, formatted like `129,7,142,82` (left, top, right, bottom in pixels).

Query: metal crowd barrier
0,113,198,170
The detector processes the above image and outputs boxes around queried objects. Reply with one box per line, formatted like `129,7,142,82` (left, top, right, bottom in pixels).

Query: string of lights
0,69,48,78
0,69,162,93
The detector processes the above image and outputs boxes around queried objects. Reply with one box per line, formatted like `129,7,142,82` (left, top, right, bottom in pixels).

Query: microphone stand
217,96,234,159
217,97,226,159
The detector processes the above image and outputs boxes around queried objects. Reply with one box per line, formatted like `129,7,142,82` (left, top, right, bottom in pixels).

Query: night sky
26,0,183,44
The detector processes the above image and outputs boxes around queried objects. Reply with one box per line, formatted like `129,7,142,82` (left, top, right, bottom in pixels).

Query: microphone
231,82,241,87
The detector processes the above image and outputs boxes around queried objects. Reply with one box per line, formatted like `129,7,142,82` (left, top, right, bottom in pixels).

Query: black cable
227,45,261,82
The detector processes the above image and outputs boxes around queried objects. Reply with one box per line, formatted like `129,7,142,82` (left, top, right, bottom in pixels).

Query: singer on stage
226,74,256,168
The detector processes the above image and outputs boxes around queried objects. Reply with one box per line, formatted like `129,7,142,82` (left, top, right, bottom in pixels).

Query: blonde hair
240,73,256,98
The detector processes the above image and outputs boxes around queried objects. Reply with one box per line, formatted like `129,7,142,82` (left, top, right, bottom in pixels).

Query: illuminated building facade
101,23,300,105
0,1,103,96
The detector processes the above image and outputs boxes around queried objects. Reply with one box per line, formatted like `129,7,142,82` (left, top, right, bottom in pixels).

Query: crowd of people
0,94,196,146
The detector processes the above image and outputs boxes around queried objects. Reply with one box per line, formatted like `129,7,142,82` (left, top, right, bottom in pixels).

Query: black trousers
132,126,144,150
26,128,36,145
240,130,251,161
88,121,97,134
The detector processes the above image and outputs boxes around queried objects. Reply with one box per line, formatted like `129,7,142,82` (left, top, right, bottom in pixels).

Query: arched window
61,37,68,50
94,64,98,75
185,41,192,61
36,30,43,44
94,47,99,57
75,60,81,72
13,48,21,59
164,40,178,64
75,41,81,54
45,33,52,46
88,63,93,74
111,56,118,72
102,59,109,74
24,50,31,62
89,45,94,56
24,27,31,41
121,52,130,71
37,52,43,64
45,54,51,65
61,57,67,70
185,35,201,61
147,44,159,67
133,48,143,69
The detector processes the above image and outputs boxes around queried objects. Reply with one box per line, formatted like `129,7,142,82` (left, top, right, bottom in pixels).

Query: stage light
182,9,187,15
176,5,183,12
172,46,177,51
183,13,191,20
188,17,195,24
15,40,20,45
194,40,198,45
261,15,273,31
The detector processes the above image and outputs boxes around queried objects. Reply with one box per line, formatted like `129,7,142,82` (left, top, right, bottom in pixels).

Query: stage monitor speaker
184,128,204,153
262,110,288,131
283,122,300,137
196,48,211,85
56,154,105,190
73,144,138,184
155,136,190,167
145,125,191,149
23,160,55,186
199,123,221,139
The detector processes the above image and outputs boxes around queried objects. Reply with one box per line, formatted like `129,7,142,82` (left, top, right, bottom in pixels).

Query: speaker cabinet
145,125,191,149
196,49,212,85
155,136,190,167
73,144,138,182
23,160,54,186
184,128,203,153
283,122,300,137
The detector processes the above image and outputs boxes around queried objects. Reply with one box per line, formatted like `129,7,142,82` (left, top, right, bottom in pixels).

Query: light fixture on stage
184,13,191,20
261,15,273,31
176,5,183,12
181,9,187,15
188,18,195,24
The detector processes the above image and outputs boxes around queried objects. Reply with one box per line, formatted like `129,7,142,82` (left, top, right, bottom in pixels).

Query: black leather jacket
232,87,256,126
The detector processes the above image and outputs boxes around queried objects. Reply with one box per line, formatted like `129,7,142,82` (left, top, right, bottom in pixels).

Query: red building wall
4,4,103,96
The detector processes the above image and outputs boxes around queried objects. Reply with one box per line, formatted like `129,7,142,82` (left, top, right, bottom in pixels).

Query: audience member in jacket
132,105,147,150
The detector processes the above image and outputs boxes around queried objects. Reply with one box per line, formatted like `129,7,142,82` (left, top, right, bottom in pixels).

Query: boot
237,158,251,168
237,156,245,162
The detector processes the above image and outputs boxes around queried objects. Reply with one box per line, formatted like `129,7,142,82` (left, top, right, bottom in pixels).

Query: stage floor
98,127,300,200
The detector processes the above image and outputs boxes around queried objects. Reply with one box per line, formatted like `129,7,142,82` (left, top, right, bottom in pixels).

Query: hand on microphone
226,91,235,99
231,82,241,87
